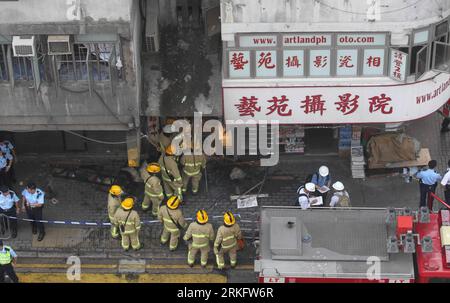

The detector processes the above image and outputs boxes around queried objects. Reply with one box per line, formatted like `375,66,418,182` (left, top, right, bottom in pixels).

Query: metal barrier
428,192,450,210
0,214,11,240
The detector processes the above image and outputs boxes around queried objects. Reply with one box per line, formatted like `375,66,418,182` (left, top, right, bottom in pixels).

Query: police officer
0,139,16,184
113,197,142,251
107,185,123,239
158,196,187,251
0,186,20,238
180,143,207,195
0,152,11,187
21,182,45,241
141,163,164,216
183,209,215,268
159,145,183,200
214,212,243,270
416,160,442,208
0,240,18,283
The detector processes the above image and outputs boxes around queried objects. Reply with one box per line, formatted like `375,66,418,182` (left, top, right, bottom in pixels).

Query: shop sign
283,34,332,46
389,49,408,82
239,35,278,47
336,49,358,76
224,73,450,124
337,33,386,46
256,50,277,77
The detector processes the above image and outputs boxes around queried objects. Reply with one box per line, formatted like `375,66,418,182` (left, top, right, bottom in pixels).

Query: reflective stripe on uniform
145,191,164,197
221,241,237,249
163,218,179,232
183,169,201,176
192,242,208,248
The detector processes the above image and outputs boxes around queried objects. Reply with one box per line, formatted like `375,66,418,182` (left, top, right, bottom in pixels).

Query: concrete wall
221,0,450,43
0,0,132,24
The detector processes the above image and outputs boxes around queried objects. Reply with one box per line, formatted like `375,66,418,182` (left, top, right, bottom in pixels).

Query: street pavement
3,111,450,282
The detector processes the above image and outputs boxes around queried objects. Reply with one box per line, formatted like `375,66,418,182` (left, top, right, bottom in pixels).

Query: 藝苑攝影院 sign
224,73,450,124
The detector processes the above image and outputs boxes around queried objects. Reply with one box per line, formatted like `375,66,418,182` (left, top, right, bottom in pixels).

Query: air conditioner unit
47,35,72,55
12,35,36,57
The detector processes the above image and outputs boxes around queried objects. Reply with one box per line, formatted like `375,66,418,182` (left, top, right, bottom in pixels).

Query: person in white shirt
329,181,351,208
21,182,46,241
441,160,450,205
297,182,316,209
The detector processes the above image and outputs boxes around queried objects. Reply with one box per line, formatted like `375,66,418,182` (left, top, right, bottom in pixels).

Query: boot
32,225,37,235
37,232,45,241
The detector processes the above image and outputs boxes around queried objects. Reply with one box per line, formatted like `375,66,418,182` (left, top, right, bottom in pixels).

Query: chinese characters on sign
256,51,277,77
336,49,358,76
389,49,408,82
229,51,250,78
283,50,304,77
310,49,331,76
363,49,385,76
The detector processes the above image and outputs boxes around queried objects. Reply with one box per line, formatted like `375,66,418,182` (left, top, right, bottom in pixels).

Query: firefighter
183,209,215,268
158,145,183,200
329,182,351,208
180,143,207,195
214,212,243,270
158,119,177,152
141,163,164,216
113,197,142,251
107,185,123,239
158,195,187,251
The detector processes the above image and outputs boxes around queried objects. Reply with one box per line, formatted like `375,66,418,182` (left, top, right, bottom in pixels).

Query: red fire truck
255,194,450,283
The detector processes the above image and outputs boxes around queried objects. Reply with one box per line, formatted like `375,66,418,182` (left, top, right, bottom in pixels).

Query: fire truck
255,194,450,283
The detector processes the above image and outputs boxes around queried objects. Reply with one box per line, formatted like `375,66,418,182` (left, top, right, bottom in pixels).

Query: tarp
367,133,421,166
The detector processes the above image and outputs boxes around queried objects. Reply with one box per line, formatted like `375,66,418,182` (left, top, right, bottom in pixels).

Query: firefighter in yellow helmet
140,162,164,216
183,209,215,268
158,196,187,251
180,141,207,195
158,145,183,199
107,185,123,239
214,212,243,269
113,197,142,251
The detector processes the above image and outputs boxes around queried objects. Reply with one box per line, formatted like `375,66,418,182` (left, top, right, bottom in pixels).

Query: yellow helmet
167,196,181,210
224,212,235,226
121,197,134,210
146,162,161,173
196,209,209,224
109,185,123,196
165,144,176,156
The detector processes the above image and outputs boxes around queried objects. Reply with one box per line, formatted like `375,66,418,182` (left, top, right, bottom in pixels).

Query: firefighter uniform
114,198,141,251
0,241,18,283
214,212,242,269
183,210,215,267
158,151,183,199
180,153,206,194
107,185,123,239
158,196,187,251
140,163,164,216
158,132,173,152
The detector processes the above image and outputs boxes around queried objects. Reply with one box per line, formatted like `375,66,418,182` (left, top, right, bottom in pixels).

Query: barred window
0,44,8,81
56,43,117,82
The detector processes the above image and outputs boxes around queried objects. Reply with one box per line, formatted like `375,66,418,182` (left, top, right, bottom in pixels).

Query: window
0,44,8,81
56,43,116,82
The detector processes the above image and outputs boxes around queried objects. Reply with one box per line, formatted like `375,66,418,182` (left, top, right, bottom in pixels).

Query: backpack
336,191,351,207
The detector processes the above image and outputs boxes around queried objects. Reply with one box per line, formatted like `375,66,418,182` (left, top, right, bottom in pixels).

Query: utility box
397,216,413,237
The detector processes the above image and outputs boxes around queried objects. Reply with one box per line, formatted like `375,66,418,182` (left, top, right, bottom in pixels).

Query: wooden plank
368,148,431,169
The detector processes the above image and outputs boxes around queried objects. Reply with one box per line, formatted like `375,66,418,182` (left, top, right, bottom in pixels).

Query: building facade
220,0,450,156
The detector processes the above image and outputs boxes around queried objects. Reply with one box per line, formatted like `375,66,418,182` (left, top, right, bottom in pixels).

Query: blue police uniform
0,141,15,185
22,188,45,238
0,244,18,283
416,169,442,208
0,190,19,237
0,156,8,187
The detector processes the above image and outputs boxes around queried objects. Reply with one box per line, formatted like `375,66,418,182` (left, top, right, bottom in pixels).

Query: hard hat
319,166,329,177
332,181,345,191
196,209,209,224
165,144,181,156
305,182,316,192
109,185,123,196
223,212,235,226
146,162,161,174
121,197,134,210
167,196,181,210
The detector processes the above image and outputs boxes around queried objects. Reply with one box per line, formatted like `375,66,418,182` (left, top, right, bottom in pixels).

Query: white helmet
332,181,344,191
305,182,316,192
319,166,329,177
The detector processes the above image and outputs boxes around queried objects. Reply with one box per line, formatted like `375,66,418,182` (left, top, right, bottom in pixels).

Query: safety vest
0,247,12,265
